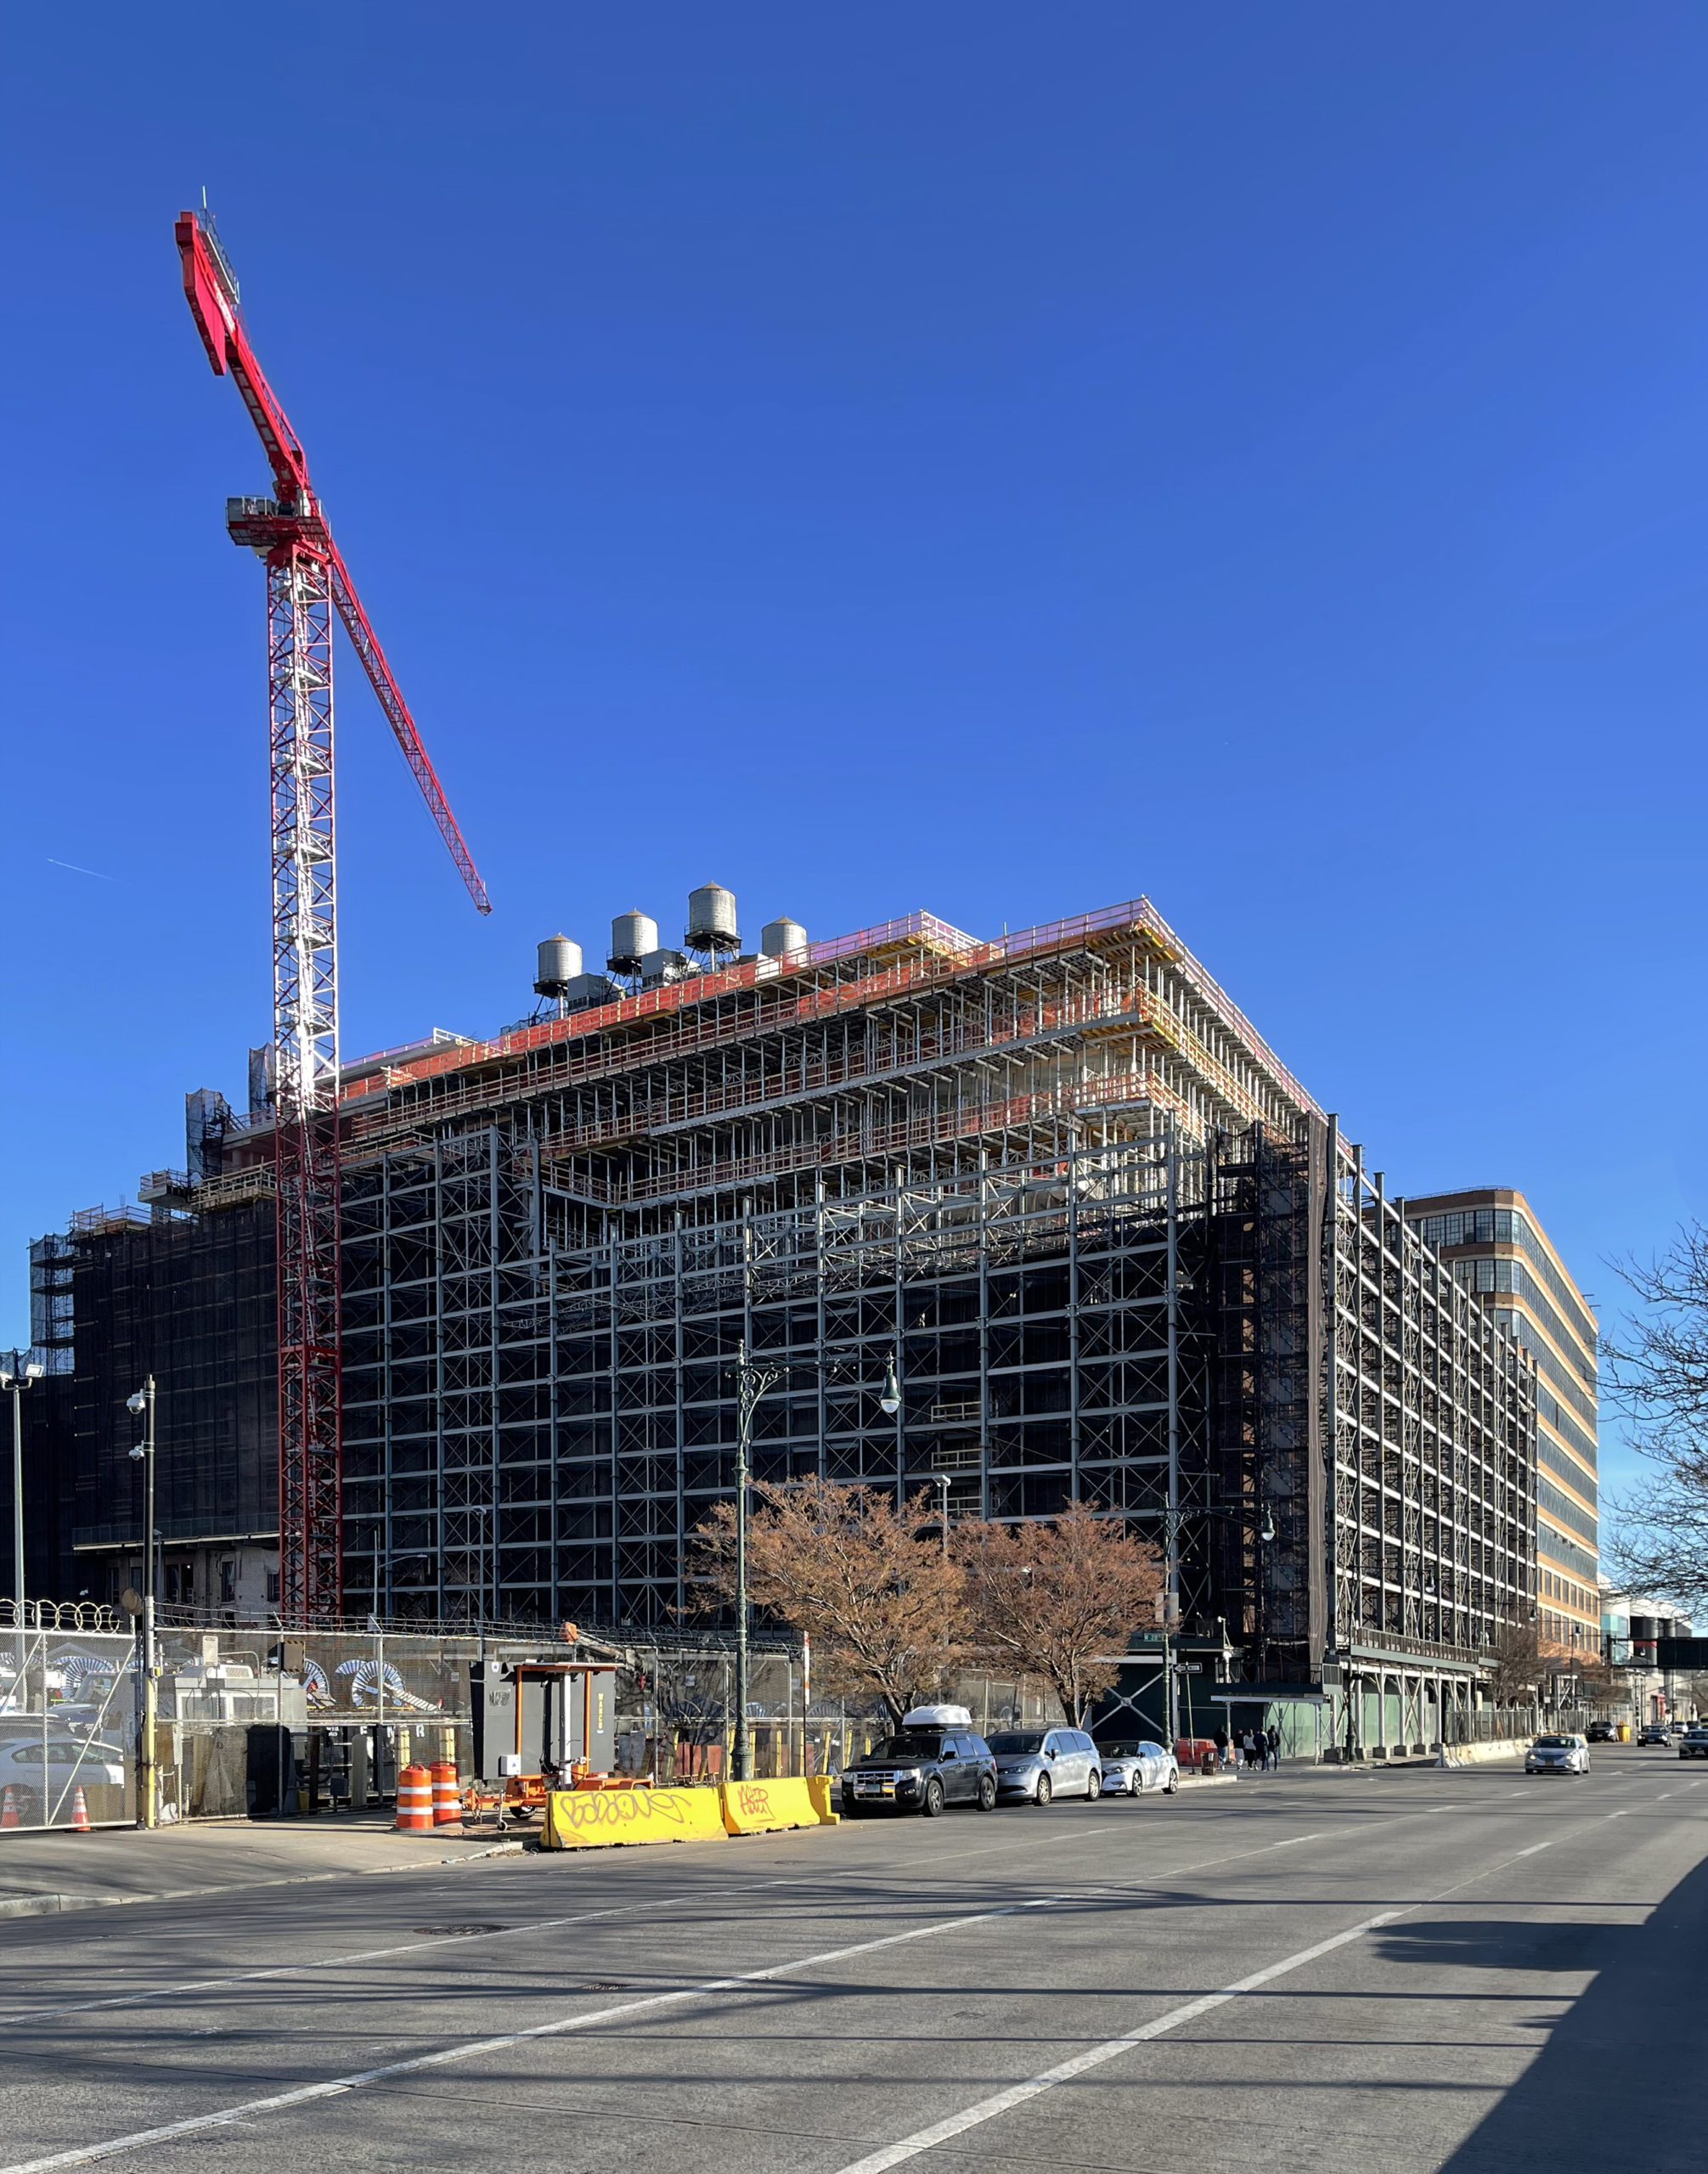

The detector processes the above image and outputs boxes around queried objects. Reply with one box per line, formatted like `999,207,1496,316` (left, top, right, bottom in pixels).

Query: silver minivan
987,1727,1102,1805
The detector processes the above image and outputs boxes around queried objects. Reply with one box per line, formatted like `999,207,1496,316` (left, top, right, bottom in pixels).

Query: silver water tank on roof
762,915,808,959
608,910,658,974
534,934,582,995
685,881,740,954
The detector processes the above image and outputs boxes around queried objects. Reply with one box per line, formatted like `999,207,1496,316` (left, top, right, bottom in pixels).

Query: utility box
471,1660,616,1783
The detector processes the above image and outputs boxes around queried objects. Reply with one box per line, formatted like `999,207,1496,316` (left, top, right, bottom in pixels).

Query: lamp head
878,1350,901,1418
128,1445,145,1462
1260,1507,1277,1544
24,1363,43,1381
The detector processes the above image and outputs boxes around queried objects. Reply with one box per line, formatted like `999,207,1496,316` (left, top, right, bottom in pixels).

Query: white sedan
1097,1740,1180,1795
1525,1732,1589,1776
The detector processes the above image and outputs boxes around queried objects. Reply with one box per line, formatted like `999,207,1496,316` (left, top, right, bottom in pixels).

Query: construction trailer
29,893,1539,1739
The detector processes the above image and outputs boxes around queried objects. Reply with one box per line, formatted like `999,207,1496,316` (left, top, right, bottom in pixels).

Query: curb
0,1837,524,1923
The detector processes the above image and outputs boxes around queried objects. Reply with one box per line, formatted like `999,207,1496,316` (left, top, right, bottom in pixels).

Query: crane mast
175,208,490,1624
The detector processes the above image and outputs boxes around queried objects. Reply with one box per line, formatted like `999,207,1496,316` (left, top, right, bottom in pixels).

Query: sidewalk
0,1812,523,1920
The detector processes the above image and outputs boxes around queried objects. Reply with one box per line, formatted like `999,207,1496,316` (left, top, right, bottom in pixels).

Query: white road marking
0,1887,1131,2174
3,1779,1631,2171
829,1908,1410,2174
832,1793,1671,2172
0,1816,1354,2030
0,1874,814,2027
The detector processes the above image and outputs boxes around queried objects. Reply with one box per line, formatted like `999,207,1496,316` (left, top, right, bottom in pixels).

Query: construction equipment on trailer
471,1658,625,1818
173,206,492,1625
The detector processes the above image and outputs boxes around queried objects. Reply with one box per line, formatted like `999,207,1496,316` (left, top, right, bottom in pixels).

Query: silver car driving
1097,1740,1181,1796
987,1728,1102,1805
1525,1732,1589,1777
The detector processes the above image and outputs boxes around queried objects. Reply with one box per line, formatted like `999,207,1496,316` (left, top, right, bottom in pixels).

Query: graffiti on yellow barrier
544,1786,726,1848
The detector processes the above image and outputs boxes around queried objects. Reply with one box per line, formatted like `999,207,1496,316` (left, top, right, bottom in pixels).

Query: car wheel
1164,1767,1178,1795
975,1773,997,1812
922,1777,945,1819
1034,1773,1052,1807
1085,1769,1101,1801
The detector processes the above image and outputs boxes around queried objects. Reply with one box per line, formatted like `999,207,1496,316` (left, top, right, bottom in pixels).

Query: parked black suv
842,1727,999,1817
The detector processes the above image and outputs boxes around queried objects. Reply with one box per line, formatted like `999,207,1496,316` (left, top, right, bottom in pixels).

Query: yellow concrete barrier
719,1777,840,1834
543,1786,727,1850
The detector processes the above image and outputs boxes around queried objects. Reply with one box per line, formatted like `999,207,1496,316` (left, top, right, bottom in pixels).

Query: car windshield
1535,1736,1574,1749
986,1732,1046,1755
871,1733,943,1760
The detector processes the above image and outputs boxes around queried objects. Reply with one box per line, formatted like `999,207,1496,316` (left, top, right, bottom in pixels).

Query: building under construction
25,891,1542,1742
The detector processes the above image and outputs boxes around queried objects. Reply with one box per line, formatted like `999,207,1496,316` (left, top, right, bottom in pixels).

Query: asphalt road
1,1749,1703,2174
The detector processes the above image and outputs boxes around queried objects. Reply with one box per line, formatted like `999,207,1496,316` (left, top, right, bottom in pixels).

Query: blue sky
5,8,1707,1501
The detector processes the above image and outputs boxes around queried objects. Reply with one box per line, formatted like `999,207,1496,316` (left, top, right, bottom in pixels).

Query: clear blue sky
4,8,1705,1502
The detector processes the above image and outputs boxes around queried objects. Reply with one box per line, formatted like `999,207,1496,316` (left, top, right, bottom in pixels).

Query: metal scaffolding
46,897,1540,1692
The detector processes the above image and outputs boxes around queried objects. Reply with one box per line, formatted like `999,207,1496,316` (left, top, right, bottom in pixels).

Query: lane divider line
0,1816,1356,2031
0,1886,1141,2174
830,1909,1411,2174
3,1779,1645,2170
828,1790,1666,2173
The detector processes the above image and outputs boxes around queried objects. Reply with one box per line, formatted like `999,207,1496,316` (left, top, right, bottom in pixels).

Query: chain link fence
0,1600,1066,1825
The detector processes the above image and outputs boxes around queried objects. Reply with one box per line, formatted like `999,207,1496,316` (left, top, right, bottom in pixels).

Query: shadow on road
1378,1850,1708,2174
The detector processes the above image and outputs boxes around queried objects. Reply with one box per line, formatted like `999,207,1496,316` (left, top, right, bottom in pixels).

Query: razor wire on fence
0,1602,1072,1827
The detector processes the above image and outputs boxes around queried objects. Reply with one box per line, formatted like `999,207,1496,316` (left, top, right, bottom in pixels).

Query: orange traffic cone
430,1761,462,1830
395,1765,433,1831
1,1785,16,1828
70,1787,91,1833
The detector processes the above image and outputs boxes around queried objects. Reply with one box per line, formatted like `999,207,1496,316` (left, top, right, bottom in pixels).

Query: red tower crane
175,207,491,1625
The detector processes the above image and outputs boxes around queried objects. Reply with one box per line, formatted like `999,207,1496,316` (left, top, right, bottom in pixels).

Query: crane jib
173,206,489,915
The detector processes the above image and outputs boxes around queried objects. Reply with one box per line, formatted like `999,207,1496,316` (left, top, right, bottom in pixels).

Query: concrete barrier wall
719,1777,839,1833
544,1785,727,1849
543,1775,841,1849
1437,1739,1525,1768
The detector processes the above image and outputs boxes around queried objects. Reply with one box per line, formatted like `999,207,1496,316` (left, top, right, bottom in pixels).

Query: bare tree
1604,1227,1708,1612
1485,1618,1542,1706
688,1480,969,1728
960,1500,1163,1726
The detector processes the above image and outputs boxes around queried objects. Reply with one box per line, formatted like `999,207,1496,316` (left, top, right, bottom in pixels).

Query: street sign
1174,1662,1203,1675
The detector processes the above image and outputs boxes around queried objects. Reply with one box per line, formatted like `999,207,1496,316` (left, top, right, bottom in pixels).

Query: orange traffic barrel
430,1760,461,1827
395,1763,433,1831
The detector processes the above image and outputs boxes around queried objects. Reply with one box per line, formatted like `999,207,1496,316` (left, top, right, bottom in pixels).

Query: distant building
1406,1189,1598,1659
1602,1587,1699,1726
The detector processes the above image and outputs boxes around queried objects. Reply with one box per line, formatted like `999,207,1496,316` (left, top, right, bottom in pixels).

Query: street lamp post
730,1339,901,1783
127,1377,158,1828
2,1351,46,1629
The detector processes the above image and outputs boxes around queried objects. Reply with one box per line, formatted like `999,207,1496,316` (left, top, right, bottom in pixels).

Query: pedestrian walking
1240,1726,1256,1771
1267,1723,1281,1771
1212,1724,1228,1774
